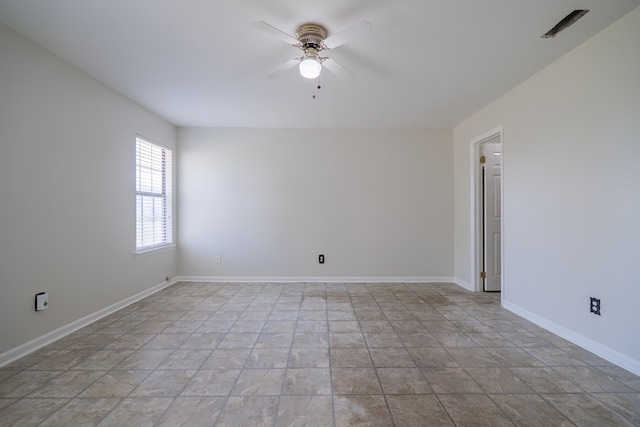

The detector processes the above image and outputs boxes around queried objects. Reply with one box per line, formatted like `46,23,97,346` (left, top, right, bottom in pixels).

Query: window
135,136,173,252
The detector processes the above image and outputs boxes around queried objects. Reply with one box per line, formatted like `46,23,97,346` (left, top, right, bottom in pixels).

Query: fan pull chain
312,78,321,99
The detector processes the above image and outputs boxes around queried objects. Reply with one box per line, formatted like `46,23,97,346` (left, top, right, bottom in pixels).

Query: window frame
135,135,174,255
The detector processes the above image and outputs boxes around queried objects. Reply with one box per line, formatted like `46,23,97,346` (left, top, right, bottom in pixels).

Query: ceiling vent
542,9,589,38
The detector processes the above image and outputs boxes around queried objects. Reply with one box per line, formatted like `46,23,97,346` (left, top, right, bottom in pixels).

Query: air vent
541,9,589,38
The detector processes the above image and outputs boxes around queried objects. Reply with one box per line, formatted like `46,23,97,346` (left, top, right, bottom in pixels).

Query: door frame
470,127,504,301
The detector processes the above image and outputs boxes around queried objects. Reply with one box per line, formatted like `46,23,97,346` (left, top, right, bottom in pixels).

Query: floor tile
552,366,634,392
433,332,479,348
216,395,278,427
297,321,329,333
445,347,502,367
330,332,367,348
2,282,639,426
331,348,373,367
387,394,453,426
72,349,134,370
468,332,516,347
329,320,361,333
437,394,514,427
231,369,285,395
201,349,251,369
334,395,393,427
421,368,483,394
179,332,224,349
0,399,16,411
142,333,190,350
327,310,357,321
113,349,172,370
157,349,211,369
276,395,334,427
97,397,173,426
595,393,640,425
155,397,226,426
369,347,416,368
216,333,259,349
0,399,68,427
256,331,295,348
39,398,120,426
377,367,432,394
129,369,195,397
490,394,574,427
363,332,404,348
465,367,535,393
408,347,459,368
542,393,635,426
27,349,94,370
483,347,546,367
79,370,151,397
181,369,241,396
246,348,290,368
262,320,297,333
0,371,62,398
397,332,441,348
293,332,329,348
288,347,331,368
331,368,382,394
510,367,583,393
283,368,332,395
27,370,105,398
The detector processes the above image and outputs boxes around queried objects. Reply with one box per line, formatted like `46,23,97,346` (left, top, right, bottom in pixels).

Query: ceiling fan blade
268,58,300,79
322,58,356,80
324,20,372,49
252,21,299,45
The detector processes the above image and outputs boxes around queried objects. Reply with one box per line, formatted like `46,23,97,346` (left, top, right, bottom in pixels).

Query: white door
480,140,501,291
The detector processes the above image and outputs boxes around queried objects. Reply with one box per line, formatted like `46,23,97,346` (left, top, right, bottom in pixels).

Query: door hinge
480,271,487,279
480,156,486,164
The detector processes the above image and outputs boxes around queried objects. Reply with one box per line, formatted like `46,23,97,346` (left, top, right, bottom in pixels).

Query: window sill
134,244,176,259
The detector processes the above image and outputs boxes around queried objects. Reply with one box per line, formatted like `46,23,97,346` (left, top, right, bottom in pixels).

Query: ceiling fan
252,20,372,80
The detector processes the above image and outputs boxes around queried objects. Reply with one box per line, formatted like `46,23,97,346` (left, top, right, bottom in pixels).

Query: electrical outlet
319,254,325,264
215,255,222,264
165,276,171,282
590,297,601,315
35,292,48,311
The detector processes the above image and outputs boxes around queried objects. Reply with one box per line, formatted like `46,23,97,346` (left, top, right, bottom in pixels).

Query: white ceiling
1,0,638,128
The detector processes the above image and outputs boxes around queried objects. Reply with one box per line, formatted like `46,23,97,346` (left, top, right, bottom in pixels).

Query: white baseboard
0,278,178,368
503,301,640,377
453,277,474,291
177,276,456,284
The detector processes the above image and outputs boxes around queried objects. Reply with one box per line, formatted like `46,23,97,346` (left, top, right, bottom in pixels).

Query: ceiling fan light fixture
299,56,322,79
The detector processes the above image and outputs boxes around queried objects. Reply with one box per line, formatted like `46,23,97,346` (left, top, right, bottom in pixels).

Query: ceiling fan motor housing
296,23,328,51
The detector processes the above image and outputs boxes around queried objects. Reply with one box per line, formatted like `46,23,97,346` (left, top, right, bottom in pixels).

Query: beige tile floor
1,282,639,426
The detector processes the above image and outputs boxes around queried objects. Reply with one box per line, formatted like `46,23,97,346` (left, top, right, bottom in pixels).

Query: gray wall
453,8,640,373
178,128,453,281
0,23,177,356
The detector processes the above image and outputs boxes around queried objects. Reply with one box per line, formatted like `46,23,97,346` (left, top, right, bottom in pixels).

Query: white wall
178,128,453,281
0,23,177,358
454,7,640,372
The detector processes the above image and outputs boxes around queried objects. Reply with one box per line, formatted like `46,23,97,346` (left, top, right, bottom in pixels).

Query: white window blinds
136,136,172,251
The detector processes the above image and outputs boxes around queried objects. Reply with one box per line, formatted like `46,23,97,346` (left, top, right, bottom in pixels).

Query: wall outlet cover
35,292,48,311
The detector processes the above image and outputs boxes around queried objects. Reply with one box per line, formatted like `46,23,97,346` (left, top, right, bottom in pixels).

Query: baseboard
177,276,456,284
503,301,640,377
0,278,178,368
453,277,474,291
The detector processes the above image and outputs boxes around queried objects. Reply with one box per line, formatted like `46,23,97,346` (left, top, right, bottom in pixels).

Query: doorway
474,132,502,292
